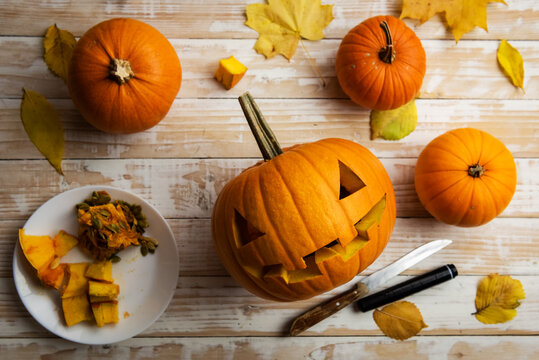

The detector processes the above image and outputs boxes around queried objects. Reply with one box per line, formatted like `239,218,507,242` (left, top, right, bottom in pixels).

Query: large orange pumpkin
415,128,517,227
211,93,396,301
335,15,426,110
68,18,182,134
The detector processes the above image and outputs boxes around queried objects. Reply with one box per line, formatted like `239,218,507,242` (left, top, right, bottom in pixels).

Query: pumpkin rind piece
91,301,119,327
37,263,67,289
414,128,517,227
336,15,426,110
62,294,93,327
88,280,119,302
18,229,55,270
61,263,90,298
85,260,113,283
67,18,182,134
52,230,78,257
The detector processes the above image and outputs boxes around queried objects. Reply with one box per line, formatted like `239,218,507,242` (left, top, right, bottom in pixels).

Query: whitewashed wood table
1,0,538,358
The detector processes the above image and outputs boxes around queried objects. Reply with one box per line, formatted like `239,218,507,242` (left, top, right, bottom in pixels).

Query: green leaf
20,89,64,175
43,24,76,82
370,99,417,141
497,39,524,90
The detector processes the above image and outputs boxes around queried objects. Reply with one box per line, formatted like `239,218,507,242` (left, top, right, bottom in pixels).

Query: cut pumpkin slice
18,228,55,270
61,263,89,298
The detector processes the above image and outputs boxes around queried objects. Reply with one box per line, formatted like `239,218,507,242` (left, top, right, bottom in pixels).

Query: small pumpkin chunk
91,301,119,327
38,263,67,289
88,280,120,302
53,230,78,257
18,229,55,270
61,263,89,298
62,294,93,327
214,56,247,90
85,260,113,283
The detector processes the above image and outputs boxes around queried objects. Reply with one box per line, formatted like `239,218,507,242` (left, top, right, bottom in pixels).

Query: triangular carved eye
233,209,265,247
338,161,366,199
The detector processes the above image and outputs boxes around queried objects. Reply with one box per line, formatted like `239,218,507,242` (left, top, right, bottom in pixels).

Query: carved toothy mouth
238,194,387,284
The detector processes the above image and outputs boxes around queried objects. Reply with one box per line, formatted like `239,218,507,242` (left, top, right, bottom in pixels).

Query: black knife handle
356,264,458,312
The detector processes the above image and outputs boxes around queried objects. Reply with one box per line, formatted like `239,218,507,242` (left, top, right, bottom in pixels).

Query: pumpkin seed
110,255,121,263
98,209,111,219
91,215,102,230
105,224,120,233
141,245,149,256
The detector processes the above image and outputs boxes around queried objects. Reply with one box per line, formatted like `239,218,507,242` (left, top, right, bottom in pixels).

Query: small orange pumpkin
68,18,182,134
335,15,426,110
414,128,517,227
211,93,396,301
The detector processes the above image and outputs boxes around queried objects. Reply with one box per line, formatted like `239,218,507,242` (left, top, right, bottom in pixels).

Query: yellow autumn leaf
43,24,76,82
497,39,525,90
370,99,417,141
373,301,428,341
245,0,334,60
474,274,525,324
20,88,64,175
400,0,506,42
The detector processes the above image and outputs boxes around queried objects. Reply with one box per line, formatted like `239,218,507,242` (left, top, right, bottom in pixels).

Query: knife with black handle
356,264,458,312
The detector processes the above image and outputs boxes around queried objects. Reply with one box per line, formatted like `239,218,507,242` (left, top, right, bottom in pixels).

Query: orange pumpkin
335,15,426,110
68,18,182,134
211,93,396,301
414,128,517,227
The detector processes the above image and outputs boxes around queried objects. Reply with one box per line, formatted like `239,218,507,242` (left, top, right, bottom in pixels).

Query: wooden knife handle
289,282,369,336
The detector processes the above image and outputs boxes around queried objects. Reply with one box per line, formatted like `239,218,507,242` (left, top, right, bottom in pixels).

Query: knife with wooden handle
288,239,452,336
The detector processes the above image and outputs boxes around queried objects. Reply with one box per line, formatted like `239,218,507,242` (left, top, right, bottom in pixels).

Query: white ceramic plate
13,185,179,345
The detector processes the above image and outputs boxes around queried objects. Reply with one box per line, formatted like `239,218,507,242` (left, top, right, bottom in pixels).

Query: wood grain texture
1,38,537,100
1,336,539,359
0,0,534,40
1,275,537,337
0,158,536,220
1,98,538,159
2,217,538,278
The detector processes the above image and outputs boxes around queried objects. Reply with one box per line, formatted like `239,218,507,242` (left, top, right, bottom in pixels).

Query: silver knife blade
289,239,452,336
361,239,452,291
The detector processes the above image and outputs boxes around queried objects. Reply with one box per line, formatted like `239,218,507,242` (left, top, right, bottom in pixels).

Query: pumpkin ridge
292,145,354,246
425,172,469,206
446,130,480,165
271,155,321,260
480,176,500,217
480,147,512,169
426,143,470,168
255,162,299,271
482,172,516,194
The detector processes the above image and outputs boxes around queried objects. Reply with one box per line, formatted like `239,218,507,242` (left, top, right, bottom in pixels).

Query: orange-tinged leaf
400,0,507,42
20,88,64,175
43,24,76,82
245,0,334,59
373,301,427,340
474,274,525,324
497,39,525,90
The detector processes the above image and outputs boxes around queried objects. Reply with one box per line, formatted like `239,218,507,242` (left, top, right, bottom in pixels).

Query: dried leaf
370,99,417,141
474,274,525,324
43,24,76,82
245,0,334,60
400,0,506,42
497,39,525,90
373,301,428,340
20,88,64,174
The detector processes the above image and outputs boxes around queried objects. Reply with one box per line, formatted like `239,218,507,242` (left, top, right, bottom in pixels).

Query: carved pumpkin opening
238,194,387,284
233,209,265,248
339,160,366,199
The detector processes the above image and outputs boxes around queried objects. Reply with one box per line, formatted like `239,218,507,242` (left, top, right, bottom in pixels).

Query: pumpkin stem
238,92,283,161
468,164,485,178
378,20,396,64
109,58,135,85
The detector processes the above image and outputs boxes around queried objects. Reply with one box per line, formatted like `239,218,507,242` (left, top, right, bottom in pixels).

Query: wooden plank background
0,0,537,358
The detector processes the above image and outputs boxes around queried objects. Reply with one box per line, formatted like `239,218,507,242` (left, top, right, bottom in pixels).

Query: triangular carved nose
233,209,265,247
338,160,366,199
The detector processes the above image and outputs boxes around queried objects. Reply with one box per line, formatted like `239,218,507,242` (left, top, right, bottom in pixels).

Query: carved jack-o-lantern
211,94,396,301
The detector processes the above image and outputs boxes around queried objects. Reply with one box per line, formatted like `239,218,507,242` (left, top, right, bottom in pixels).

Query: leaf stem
238,92,283,160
